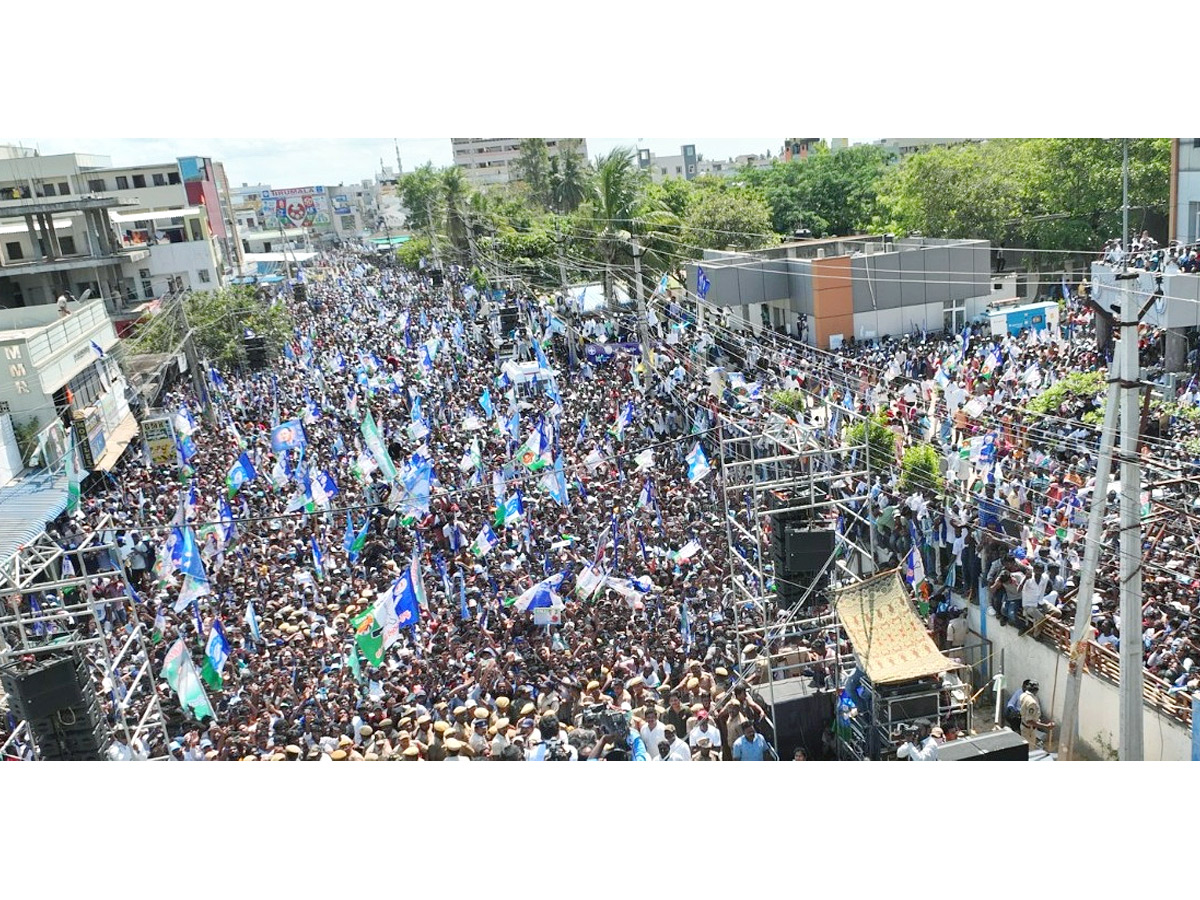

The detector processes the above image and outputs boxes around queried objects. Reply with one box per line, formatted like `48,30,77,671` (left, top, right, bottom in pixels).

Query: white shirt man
1022,569,1051,616
663,727,692,761
687,715,723,750
639,709,667,760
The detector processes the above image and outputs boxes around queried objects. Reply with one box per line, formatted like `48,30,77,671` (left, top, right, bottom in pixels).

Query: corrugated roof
0,470,68,568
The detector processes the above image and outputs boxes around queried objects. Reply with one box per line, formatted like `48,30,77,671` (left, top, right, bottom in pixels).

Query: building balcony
0,298,115,369
0,247,149,277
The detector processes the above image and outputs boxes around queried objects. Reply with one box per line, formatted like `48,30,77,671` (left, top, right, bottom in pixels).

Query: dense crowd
5,234,1199,762
2,251,792,761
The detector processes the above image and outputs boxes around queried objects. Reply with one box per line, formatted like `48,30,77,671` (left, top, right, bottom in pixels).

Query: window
4,241,22,261
152,173,165,186
60,236,77,255
189,220,202,241
87,178,106,192
115,175,129,190
41,183,56,197
197,269,211,284
132,174,146,188
1193,139,1200,149
58,182,69,195
675,166,682,175
168,172,181,185
68,365,105,409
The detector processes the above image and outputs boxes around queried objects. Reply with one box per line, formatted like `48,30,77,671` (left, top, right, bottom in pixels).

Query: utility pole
556,220,577,370
1059,340,1120,759
631,234,654,391
176,293,214,425
1116,137,1145,760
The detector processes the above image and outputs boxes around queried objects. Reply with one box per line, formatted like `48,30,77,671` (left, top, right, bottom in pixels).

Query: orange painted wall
811,257,854,348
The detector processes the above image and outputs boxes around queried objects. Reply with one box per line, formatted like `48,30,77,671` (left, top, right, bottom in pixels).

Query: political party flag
316,469,340,498
577,412,589,444
472,522,499,558
613,402,634,441
353,585,399,667
637,478,654,510
540,454,569,506
226,451,257,498
904,545,926,588
151,605,166,644
270,419,307,454
509,572,566,612
515,430,551,472
574,565,605,601
200,620,230,690
174,405,197,437
161,638,216,722
361,410,398,481
696,267,711,300
90,339,105,359
670,540,702,563
634,449,654,472
680,597,693,650
686,443,711,483
217,497,236,545
64,430,82,514
409,550,428,610
245,598,261,644
479,388,494,419
310,536,325,582
585,445,605,472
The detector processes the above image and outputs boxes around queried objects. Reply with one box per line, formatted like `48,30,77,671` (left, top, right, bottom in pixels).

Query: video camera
581,703,628,739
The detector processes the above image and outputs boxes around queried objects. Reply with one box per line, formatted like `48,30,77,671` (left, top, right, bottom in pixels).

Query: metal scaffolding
0,514,169,760
718,394,878,732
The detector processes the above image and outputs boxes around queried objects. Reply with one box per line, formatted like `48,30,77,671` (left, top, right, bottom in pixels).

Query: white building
451,138,588,188
0,147,226,308
0,298,135,475
1170,139,1200,246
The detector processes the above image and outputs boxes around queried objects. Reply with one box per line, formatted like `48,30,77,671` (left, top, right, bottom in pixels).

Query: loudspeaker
937,730,1029,761
431,269,444,288
773,526,835,575
245,336,268,371
293,283,307,303
499,305,518,334
0,650,110,761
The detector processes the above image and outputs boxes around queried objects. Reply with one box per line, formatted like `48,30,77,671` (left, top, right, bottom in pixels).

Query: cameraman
528,714,577,761
585,707,649,761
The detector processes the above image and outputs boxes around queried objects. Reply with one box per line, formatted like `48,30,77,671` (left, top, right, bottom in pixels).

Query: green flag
161,638,216,722
360,410,397,481
64,431,82,515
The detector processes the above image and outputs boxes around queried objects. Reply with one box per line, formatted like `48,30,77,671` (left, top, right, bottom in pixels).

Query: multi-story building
0,147,227,308
686,235,1006,348
782,138,823,161
451,138,588,187
871,138,979,159
636,145,778,182
0,297,136,476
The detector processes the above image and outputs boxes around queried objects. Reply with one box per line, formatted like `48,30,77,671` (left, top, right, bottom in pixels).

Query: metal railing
1036,617,1194,729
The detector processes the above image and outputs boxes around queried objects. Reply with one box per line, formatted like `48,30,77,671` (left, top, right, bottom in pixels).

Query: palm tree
592,147,642,308
550,141,592,214
441,166,470,264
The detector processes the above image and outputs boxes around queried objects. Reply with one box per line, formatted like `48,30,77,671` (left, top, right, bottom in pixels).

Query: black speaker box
773,526,835,574
0,655,83,721
938,730,1029,761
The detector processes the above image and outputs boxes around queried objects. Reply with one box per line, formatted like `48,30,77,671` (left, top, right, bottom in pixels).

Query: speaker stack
0,649,111,761
293,283,307,303
430,269,445,288
499,304,519,336
245,336,268,370
768,489,835,609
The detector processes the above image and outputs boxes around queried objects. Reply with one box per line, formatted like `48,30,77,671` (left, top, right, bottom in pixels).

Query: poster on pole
141,416,179,466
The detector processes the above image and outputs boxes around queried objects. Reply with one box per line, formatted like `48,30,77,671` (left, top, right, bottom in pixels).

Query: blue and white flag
471,522,499,558
696,267,711,300
654,272,669,296
226,451,257,498
316,469,340,498
686,442,712,483
479,389,494,419
245,598,261,645
310,535,325,582
904,545,926,587
90,340,105,359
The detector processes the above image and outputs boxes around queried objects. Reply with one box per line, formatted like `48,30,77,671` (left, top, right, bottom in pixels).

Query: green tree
548,140,591,214
137,286,292,369
743,145,893,237
440,166,471,263
683,183,777,251
397,163,442,234
900,443,944,494
591,147,644,308
511,138,552,209
395,236,432,270
845,413,897,478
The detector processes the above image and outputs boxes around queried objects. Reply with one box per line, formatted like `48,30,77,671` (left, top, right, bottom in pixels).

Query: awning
109,207,200,224
0,470,68,569
834,571,951,685
91,412,139,473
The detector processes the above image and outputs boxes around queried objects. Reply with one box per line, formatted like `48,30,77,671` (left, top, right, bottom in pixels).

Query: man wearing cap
896,720,938,761
662,724,691,761
1018,681,1054,749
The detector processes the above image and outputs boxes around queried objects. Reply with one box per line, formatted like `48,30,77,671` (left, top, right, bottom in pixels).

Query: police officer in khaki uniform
1019,680,1054,749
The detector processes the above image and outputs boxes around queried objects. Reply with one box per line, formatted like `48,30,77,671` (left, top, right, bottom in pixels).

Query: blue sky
15,137,800,191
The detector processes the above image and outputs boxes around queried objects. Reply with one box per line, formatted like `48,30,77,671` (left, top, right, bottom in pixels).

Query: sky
12,137,796,191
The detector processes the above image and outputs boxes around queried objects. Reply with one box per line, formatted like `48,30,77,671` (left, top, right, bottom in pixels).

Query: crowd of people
4,233,1199,762
2,251,798,761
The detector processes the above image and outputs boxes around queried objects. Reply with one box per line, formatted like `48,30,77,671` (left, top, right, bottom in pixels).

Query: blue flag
226,451,257,498
271,419,307,454
696,267,710,300
310,535,325,582
479,389,494,419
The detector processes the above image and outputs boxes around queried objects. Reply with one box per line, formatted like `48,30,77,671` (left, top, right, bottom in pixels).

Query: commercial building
0,297,136,476
0,147,228,308
451,138,588,188
686,235,1007,349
